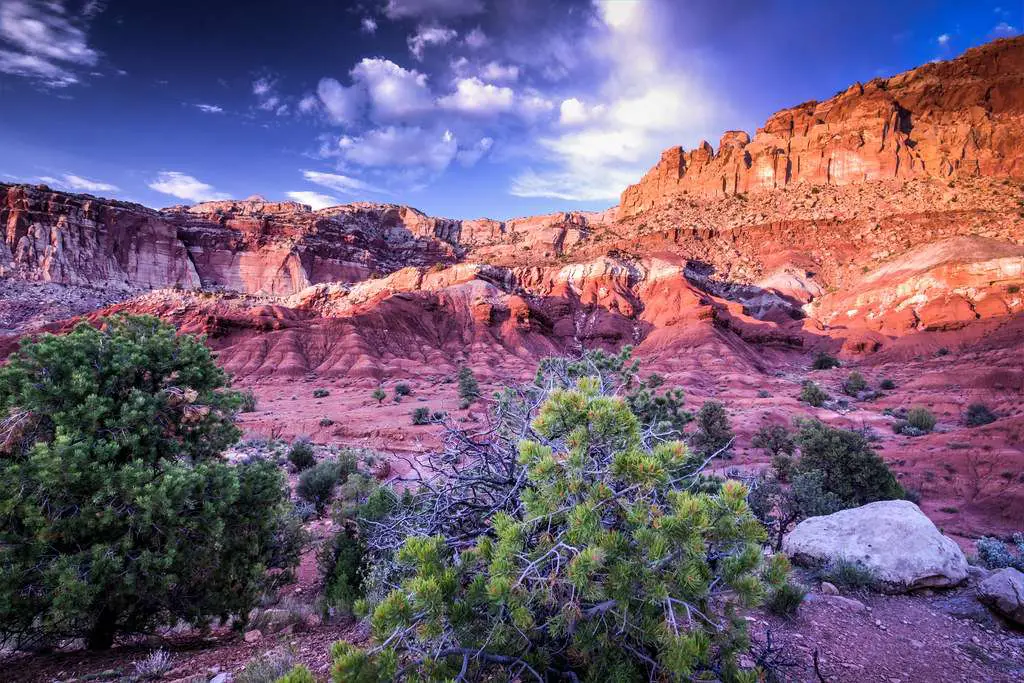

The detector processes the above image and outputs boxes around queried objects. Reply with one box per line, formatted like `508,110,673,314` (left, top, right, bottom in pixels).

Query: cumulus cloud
39,173,119,193
148,172,229,203
195,103,224,114
0,0,101,87
464,26,487,49
297,94,319,114
361,17,377,34
456,136,493,166
357,58,433,120
510,0,721,201
479,61,519,82
408,25,457,60
384,0,484,20
317,77,365,124
286,190,340,209
438,77,514,115
335,126,458,171
302,170,388,195
936,33,950,45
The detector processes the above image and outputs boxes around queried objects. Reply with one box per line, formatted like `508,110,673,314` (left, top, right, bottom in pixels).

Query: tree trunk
86,607,117,650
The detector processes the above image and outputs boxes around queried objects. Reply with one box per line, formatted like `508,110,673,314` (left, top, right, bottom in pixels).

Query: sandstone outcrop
977,568,1024,624
784,500,969,592
620,36,1024,217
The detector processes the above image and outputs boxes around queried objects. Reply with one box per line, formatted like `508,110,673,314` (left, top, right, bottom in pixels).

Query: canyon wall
620,37,1024,218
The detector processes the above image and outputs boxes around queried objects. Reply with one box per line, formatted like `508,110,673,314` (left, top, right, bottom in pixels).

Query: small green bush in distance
752,424,795,458
371,387,386,405
275,665,316,683
906,406,936,433
765,581,806,617
297,461,343,512
965,402,997,427
320,418,335,427
811,352,841,370
0,315,299,651
239,389,258,412
879,378,896,390
842,371,868,396
817,558,877,590
335,379,791,681
288,437,317,471
975,534,1024,571
237,649,295,683
799,380,829,407
690,399,734,458
456,365,479,409
394,382,411,397
795,419,905,506
410,406,431,425
313,388,330,398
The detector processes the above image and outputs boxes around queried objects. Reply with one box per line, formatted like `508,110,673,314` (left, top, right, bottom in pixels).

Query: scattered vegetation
894,406,937,436
965,402,997,427
236,649,296,683
288,437,317,471
313,388,330,398
816,558,877,590
0,316,300,651
456,365,480,409
297,460,344,512
690,400,735,459
410,406,432,425
394,382,412,397
238,389,258,412
811,352,841,370
975,534,1024,571
319,417,335,427
371,387,386,405
799,380,829,407
133,649,173,680
276,665,316,683
879,378,896,390
842,371,868,396
765,577,807,617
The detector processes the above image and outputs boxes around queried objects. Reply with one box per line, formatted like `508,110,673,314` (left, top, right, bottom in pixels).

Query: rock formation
620,37,1024,217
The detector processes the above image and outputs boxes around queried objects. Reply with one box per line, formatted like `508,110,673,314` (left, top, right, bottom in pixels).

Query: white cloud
333,126,458,172
510,0,721,201
516,89,556,121
253,77,289,115
148,172,229,203
479,61,519,82
408,25,457,60
438,77,514,115
991,22,1019,37
38,173,119,193
302,170,387,195
385,0,484,20
0,0,101,86
464,26,487,49
361,17,377,34
936,33,950,46
252,77,272,96
286,190,340,209
195,103,224,114
352,58,434,121
297,94,319,114
456,136,493,166
317,77,365,124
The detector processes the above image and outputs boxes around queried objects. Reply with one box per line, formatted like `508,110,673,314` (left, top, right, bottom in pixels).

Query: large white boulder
783,500,968,592
977,568,1024,624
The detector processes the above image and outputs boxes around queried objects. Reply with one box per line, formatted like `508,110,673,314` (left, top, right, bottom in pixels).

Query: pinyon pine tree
0,316,300,651
333,376,791,682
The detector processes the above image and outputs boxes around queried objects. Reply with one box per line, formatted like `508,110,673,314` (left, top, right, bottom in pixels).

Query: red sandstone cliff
620,36,1024,217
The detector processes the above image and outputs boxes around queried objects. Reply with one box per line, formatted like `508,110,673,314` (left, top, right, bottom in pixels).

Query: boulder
783,500,968,592
977,568,1024,624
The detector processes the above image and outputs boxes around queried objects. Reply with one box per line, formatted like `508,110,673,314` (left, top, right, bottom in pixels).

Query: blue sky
0,0,1020,219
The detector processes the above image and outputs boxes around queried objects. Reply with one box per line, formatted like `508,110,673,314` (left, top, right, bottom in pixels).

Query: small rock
209,674,230,683
821,581,840,595
910,640,924,649
977,568,1024,625
244,629,262,643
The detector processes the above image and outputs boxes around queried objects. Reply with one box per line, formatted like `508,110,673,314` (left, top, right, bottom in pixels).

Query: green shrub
842,371,868,396
818,558,876,590
319,418,335,427
905,407,936,433
456,365,479,408
748,469,842,551
336,380,790,681
275,665,315,683
411,406,432,425
965,403,997,427
394,382,411,396
0,316,298,651
795,420,904,506
296,461,343,512
766,581,806,617
690,400,734,458
371,387,386,405
238,389,258,412
879,378,895,390
976,534,1024,571
799,381,829,407
313,388,330,398
752,424,795,458
288,437,317,471
811,352,841,370
237,649,295,683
